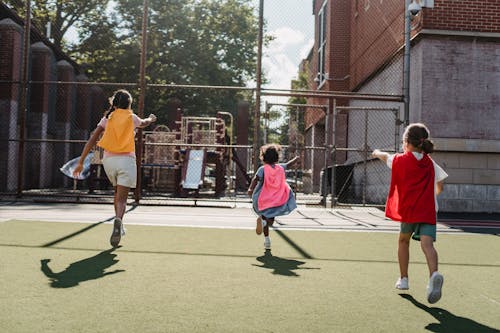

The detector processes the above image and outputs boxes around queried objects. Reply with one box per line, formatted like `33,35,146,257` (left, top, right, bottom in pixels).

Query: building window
317,1,327,86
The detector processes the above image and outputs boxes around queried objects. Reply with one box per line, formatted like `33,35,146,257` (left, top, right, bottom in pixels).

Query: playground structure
141,111,242,197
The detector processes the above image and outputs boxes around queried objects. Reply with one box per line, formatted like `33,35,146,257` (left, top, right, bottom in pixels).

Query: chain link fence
1,0,406,206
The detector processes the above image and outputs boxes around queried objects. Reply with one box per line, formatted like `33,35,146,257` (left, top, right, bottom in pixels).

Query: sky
258,0,315,90
65,0,315,90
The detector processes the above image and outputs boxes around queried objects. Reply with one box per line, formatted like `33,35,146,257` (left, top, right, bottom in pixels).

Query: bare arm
371,149,390,163
73,126,104,177
247,175,260,196
137,114,157,129
436,181,444,196
286,156,300,168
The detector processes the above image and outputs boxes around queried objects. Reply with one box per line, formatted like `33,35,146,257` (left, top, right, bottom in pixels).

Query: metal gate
328,105,403,207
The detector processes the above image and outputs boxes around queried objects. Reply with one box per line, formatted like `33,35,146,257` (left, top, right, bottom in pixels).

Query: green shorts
400,222,436,241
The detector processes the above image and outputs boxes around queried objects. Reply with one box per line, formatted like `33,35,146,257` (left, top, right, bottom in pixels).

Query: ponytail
105,89,132,119
105,105,115,119
421,139,434,154
403,123,434,154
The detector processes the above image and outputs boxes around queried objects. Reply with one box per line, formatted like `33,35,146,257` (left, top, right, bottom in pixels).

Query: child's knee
398,233,411,245
420,236,435,251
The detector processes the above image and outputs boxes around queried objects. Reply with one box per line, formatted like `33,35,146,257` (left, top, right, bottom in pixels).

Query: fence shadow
40,247,124,288
252,249,319,277
399,294,499,333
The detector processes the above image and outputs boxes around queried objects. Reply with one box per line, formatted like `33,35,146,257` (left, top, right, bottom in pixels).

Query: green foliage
70,0,260,125
265,68,309,148
6,0,260,128
4,0,110,48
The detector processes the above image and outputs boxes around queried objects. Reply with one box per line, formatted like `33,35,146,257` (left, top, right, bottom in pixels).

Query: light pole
403,0,433,126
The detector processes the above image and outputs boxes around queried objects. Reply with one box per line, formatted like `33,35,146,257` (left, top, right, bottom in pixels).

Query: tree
71,0,260,125
4,0,110,49
7,0,262,134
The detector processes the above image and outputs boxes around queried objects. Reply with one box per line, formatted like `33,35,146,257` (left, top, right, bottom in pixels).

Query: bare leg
398,232,412,278
114,185,130,220
263,217,274,237
420,235,438,276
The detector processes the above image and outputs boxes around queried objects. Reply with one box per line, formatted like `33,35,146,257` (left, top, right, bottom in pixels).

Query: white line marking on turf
481,294,500,306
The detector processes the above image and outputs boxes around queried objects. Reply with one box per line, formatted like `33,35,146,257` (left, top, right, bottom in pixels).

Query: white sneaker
427,271,444,304
264,238,271,249
395,277,409,290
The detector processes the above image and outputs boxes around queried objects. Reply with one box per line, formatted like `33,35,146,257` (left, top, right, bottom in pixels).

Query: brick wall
418,37,500,140
422,0,500,33
349,0,403,91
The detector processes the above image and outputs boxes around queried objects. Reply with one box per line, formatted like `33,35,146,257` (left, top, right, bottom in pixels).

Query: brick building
305,0,499,212
0,3,107,192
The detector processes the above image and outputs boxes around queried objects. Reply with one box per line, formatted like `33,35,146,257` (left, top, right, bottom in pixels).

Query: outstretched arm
73,127,104,177
371,149,390,163
286,156,300,168
137,114,157,128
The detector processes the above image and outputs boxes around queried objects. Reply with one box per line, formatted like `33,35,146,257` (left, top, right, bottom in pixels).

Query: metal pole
363,109,368,206
253,0,264,173
403,0,411,126
17,0,32,197
263,101,268,145
330,98,336,209
322,103,329,208
134,0,148,203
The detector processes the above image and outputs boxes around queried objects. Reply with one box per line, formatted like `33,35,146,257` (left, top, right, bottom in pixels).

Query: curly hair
259,144,281,164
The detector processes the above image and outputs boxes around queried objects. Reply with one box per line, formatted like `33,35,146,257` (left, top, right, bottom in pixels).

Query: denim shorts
400,222,436,241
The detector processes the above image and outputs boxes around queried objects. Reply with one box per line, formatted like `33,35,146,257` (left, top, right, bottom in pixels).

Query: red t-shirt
385,151,436,224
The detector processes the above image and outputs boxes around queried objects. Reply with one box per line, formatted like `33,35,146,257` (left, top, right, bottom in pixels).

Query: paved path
2,201,490,234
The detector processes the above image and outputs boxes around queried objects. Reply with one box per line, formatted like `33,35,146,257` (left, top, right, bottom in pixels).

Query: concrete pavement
2,201,492,234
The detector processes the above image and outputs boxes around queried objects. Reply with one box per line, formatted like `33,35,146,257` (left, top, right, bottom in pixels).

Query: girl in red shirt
372,123,448,304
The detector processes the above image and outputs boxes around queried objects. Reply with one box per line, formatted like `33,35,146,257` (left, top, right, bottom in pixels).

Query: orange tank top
97,108,135,153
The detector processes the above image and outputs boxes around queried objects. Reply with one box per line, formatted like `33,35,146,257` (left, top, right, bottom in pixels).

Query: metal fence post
253,0,264,173
17,0,32,197
403,0,411,126
330,97,336,209
134,0,149,203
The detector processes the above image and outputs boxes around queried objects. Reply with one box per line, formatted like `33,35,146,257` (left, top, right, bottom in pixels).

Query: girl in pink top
248,144,299,249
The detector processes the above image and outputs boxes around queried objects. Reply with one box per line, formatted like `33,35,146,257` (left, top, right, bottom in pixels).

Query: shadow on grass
41,204,137,248
253,249,319,277
40,248,124,288
399,294,499,333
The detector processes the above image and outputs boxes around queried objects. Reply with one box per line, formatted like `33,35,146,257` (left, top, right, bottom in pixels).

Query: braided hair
403,123,434,154
105,89,133,119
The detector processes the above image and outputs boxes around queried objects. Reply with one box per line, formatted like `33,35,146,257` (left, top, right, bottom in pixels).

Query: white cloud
267,27,305,53
262,26,310,90
299,38,314,60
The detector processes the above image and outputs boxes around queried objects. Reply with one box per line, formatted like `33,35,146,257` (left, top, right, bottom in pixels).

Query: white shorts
102,156,137,188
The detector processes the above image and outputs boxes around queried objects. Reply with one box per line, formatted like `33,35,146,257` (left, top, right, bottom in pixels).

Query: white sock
265,236,270,242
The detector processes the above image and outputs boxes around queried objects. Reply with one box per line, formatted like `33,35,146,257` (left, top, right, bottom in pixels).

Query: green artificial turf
0,220,499,332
